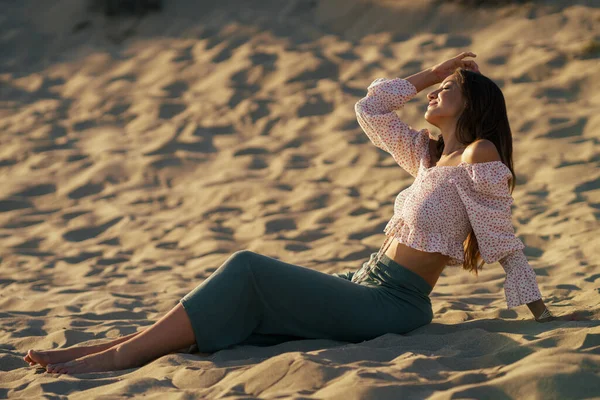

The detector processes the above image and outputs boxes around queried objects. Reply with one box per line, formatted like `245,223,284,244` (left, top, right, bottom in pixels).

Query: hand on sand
432,51,481,82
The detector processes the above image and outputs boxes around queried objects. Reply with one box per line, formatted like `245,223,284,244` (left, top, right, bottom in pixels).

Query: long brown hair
434,68,517,276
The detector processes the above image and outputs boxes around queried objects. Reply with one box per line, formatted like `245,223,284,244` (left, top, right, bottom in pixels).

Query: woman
25,52,560,375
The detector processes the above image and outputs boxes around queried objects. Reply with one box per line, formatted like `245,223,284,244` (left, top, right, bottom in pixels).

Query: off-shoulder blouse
352,77,542,309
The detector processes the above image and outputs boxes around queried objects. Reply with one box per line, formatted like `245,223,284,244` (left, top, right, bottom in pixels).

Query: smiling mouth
428,102,438,107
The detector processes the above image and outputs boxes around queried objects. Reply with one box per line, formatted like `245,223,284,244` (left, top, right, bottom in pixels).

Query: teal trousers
180,250,433,353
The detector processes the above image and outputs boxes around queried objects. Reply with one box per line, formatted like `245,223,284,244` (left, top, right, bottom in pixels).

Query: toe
24,350,34,364
60,361,75,374
29,350,50,367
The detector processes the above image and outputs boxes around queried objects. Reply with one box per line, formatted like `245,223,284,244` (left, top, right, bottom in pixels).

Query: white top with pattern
353,77,543,309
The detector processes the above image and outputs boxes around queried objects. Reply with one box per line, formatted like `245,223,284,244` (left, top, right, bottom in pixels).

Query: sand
1,0,599,398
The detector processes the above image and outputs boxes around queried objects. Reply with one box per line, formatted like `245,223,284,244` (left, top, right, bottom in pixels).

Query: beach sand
1,0,599,398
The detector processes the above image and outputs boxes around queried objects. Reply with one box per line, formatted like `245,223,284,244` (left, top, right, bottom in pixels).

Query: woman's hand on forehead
432,52,481,82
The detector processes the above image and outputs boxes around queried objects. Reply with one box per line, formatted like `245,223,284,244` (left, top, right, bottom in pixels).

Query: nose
427,89,439,101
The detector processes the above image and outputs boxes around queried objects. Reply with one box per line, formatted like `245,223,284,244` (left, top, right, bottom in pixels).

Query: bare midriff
380,142,468,289
384,239,450,290
382,141,467,289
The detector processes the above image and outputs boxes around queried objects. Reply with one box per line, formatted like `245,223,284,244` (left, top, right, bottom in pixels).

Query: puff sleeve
355,78,431,178
455,162,543,309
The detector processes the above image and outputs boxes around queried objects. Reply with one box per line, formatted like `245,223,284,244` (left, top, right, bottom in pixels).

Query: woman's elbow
354,98,366,115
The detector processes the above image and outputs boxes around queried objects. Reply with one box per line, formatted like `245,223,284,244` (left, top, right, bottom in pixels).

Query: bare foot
24,347,97,368
24,331,143,368
46,347,128,374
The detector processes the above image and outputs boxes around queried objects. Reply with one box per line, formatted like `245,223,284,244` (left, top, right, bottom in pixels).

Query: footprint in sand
297,94,334,118
203,206,243,219
285,243,311,252
172,45,194,63
142,265,173,273
211,36,250,63
348,222,386,241
349,206,375,216
63,217,123,242
234,147,269,157
537,117,587,139
400,60,423,76
265,218,297,234
97,257,129,266
13,183,56,197
250,52,277,72
535,83,581,103
283,153,311,169
156,242,178,250
158,103,187,119
518,233,546,259
486,54,508,66
574,177,600,193
248,99,272,123
290,229,330,243
32,138,76,154
107,102,131,117
0,198,34,213
68,182,105,200
162,81,188,99
286,56,338,84
66,154,88,162
62,251,103,264
444,35,472,48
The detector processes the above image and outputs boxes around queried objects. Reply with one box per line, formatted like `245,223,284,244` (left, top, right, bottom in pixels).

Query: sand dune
1,0,599,398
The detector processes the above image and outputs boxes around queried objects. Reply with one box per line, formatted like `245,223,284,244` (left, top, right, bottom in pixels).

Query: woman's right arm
405,68,442,93
407,51,480,92
354,78,432,178
354,52,480,177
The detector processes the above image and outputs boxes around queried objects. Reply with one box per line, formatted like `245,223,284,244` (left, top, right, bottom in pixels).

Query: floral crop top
353,77,542,309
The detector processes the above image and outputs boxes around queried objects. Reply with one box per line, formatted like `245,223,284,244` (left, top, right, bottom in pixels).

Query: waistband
365,253,433,297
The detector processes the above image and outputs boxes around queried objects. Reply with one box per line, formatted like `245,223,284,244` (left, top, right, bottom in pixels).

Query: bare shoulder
462,139,501,164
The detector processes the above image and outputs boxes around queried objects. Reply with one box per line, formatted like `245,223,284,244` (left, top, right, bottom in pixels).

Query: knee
225,250,255,272
231,250,255,262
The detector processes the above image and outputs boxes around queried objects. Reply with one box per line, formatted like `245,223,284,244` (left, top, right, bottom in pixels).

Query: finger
458,51,476,59
463,60,480,72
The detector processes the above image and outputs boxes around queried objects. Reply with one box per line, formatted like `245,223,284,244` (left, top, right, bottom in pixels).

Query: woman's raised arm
406,51,480,93
354,77,431,178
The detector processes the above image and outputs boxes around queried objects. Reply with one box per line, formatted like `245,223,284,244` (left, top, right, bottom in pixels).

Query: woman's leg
181,250,428,353
46,302,195,374
24,330,143,367
46,250,430,374
28,264,359,367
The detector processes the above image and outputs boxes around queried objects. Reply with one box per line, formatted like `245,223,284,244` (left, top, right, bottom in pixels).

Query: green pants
180,250,433,353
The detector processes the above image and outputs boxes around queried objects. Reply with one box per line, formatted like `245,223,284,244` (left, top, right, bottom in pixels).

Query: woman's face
424,75,466,127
